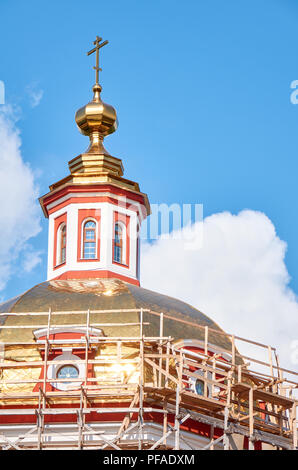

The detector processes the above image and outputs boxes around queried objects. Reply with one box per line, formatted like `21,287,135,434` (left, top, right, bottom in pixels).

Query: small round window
57,365,79,381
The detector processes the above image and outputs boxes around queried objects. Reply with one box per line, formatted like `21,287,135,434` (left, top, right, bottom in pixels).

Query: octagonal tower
39,48,150,286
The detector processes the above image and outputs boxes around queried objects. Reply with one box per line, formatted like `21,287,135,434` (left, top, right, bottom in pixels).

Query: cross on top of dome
75,35,118,156
87,36,109,87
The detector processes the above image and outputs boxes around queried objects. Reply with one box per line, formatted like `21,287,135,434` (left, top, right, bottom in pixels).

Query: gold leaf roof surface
0,279,231,350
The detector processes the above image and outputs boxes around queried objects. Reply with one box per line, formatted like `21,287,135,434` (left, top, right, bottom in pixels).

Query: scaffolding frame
0,308,297,450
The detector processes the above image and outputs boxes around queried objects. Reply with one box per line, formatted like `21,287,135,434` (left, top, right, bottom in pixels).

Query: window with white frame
189,369,211,397
113,221,126,264
114,222,122,263
57,222,66,265
82,219,97,259
47,351,84,391
33,327,103,391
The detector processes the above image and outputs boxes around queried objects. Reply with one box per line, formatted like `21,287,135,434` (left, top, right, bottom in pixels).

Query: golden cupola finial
75,36,118,155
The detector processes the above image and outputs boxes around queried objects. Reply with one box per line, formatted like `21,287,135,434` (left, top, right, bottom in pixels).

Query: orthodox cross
87,36,109,85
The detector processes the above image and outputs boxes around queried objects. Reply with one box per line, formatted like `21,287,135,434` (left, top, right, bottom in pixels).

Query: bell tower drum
39,37,150,286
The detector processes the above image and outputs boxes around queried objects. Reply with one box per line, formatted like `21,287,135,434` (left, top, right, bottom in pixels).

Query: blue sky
1,0,298,302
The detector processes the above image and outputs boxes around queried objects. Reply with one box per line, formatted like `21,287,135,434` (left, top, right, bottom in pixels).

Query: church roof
0,278,231,350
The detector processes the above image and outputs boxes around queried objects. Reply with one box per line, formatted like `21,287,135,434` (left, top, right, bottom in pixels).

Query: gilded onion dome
75,37,118,156
75,83,118,155
45,37,149,201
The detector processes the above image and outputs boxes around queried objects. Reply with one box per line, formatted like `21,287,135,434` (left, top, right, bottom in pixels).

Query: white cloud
22,245,43,273
0,106,41,290
25,83,43,108
141,210,298,373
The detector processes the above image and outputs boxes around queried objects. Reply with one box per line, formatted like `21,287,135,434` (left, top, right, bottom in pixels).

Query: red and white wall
43,186,148,286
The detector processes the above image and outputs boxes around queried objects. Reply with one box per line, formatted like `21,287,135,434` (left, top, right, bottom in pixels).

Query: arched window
57,365,79,383
57,223,66,265
60,224,66,263
83,220,96,259
114,222,123,264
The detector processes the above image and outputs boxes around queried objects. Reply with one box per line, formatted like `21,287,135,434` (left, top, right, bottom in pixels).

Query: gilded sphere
75,84,118,138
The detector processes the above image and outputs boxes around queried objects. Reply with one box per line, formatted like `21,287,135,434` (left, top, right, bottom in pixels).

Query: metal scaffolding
0,308,297,450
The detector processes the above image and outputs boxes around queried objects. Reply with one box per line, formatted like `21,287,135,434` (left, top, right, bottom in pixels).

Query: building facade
0,38,296,451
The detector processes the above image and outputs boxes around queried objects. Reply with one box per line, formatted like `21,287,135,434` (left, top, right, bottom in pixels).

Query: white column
47,215,54,280
67,205,78,271
100,203,112,268
130,212,138,279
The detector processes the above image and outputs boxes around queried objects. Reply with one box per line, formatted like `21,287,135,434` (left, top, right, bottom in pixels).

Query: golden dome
75,83,118,155
75,36,118,155
0,278,232,351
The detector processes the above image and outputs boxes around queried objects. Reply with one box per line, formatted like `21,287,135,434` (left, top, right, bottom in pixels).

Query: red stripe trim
42,185,148,218
47,196,141,218
52,270,140,286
